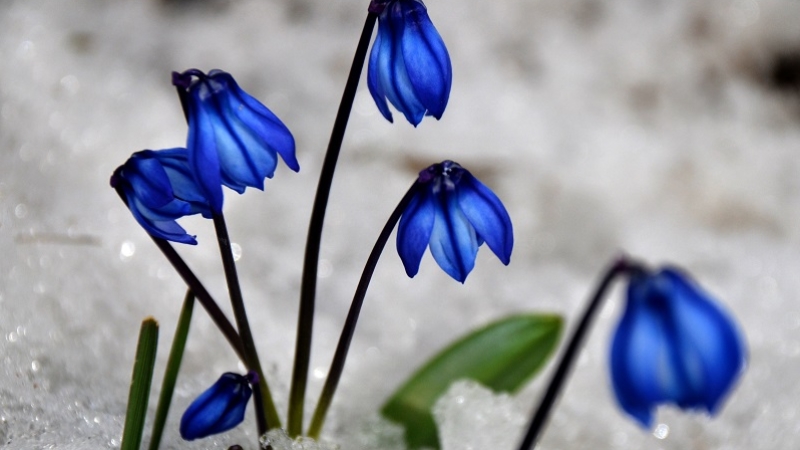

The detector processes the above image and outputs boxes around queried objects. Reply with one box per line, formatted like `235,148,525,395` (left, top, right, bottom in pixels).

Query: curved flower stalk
172,69,299,213
367,0,452,126
110,148,211,245
180,372,254,441
397,160,513,282
611,267,747,427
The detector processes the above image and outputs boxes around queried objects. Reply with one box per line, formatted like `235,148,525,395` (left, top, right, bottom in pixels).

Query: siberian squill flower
367,0,452,126
172,69,299,213
397,161,513,283
180,372,254,441
610,267,746,428
110,148,211,245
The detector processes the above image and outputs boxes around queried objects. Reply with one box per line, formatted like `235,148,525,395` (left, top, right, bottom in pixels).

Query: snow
2,0,800,448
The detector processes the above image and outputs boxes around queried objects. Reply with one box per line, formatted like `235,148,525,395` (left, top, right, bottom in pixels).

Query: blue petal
456,173,513,265
397,186,435,277
214,72,300,174
400,0,451,119
187,88,224,213
180,373,252,441
156,148,213,218
611,282,675,428
429,190,479,282
126,190,197,245
385,2,426,125
368,24,395,123
124,151,174,209
660,269,746,413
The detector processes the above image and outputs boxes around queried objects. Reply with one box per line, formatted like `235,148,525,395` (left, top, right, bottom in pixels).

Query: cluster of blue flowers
111,0,746,444
111,69,299,243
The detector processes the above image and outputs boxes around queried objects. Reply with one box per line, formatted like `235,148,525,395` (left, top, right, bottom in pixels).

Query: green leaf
381,314,562,450
121,317,159,450
149,291,194,450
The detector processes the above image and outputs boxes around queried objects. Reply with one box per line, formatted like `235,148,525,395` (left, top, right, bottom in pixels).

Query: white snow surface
2,0,800,448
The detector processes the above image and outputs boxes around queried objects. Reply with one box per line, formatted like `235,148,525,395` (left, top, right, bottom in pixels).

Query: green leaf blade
121,317,159,450
381,314,562,449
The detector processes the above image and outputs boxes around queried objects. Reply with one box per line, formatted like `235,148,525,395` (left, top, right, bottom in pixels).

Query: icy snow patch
433,380,527,450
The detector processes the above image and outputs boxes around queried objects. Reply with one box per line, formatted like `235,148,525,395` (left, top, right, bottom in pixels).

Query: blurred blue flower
611,267,746,428
111,148,211,245
397,161,513,282
180,372,253,441
367,0,452,126
172,69,299,213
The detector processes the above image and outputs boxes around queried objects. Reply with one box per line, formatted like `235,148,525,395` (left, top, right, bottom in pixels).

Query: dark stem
516,256,640,450
287,12,378,437
306,184,418,438
212,213,281,432
115,185,246,359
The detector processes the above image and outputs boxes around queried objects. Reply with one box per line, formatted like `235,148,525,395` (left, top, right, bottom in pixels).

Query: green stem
121,318,159,450
307,184,418,438
516,257,641,450
148,290,194,450
114,186,246,360
288,12,378,437
212,213,281,433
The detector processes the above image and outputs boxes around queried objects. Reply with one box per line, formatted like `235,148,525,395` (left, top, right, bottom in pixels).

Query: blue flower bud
173,69,299,213
367,0,452,126
611,267,746,428
180,372,253,441
111,148,211,245
397,161,513,282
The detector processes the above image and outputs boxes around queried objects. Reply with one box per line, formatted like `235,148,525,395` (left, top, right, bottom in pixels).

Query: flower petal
457,173,513,265
400,0,451,119
126,190,197,245
368,24,395,123
180,373,252,441
397,186,435,277
660,269,746,413
385,1,426,125
429,190,479,282
124,151,174,209
214,72,299,174
187,88,225,213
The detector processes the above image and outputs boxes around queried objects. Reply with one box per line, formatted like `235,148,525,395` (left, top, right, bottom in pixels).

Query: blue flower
610,267,746,428
367,0,452,126
111,148,211,245
180,372,253,441
172,69,299,213
397,161,513,282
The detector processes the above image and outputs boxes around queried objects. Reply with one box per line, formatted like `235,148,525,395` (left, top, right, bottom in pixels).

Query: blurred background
2,0,800,448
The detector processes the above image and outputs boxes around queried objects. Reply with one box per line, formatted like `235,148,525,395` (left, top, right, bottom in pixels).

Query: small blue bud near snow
397,161,513,283
367,0,452,126
172,69,299,213
111,148,211,245
610,267,746,428
180,372,254,441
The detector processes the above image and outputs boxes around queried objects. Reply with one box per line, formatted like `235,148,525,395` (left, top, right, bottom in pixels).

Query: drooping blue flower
397,161,513,283
172,69,299,213
111,148,211,245
610,267,746,428
180,372,253,441
367,0,452,126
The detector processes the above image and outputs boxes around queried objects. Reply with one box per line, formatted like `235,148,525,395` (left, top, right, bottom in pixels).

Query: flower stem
516,256,641,450
114,186,246,360
306,184,418,439
287,11,378,437
212,213,281,433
